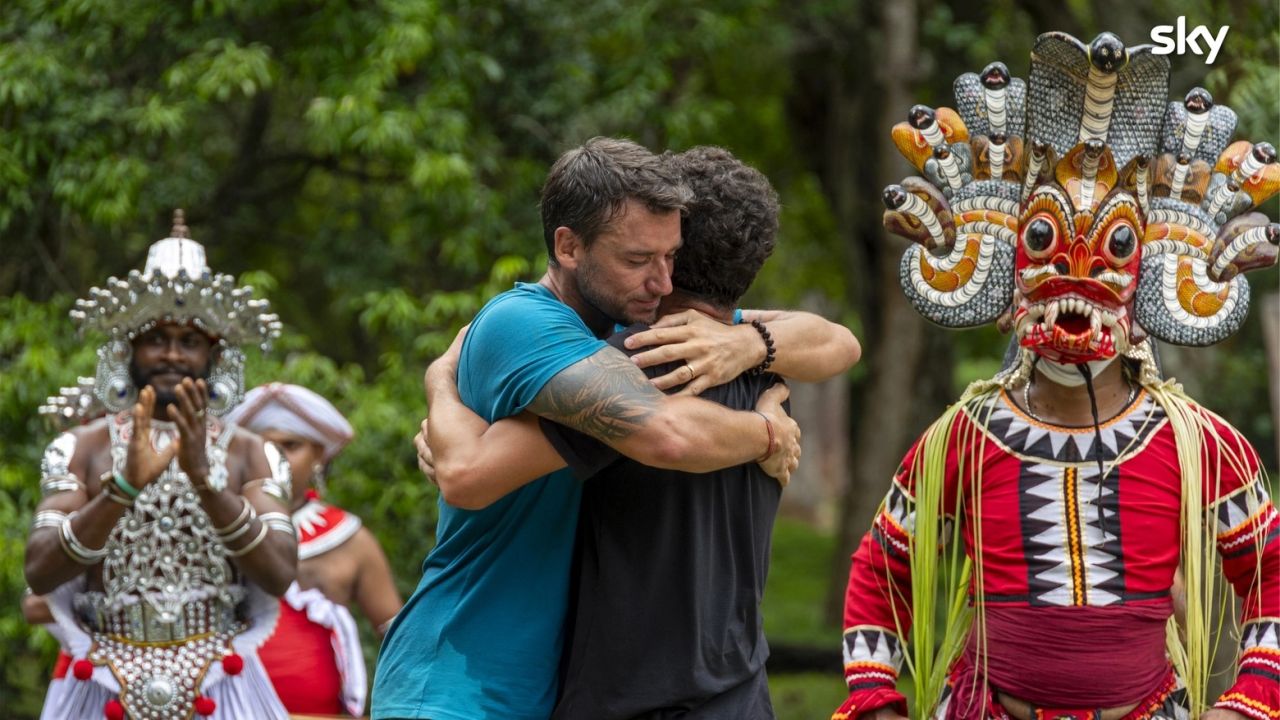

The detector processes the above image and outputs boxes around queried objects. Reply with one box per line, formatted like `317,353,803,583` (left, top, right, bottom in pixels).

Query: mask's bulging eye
1105,225,1137,264
1023,217,1057,257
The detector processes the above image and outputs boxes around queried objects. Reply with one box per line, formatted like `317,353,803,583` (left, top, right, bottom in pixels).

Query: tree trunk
822,0,929,626
780,296,852,530
1262,292,1280,468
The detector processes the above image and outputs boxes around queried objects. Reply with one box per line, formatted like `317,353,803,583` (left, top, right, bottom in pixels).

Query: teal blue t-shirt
372,283,608,720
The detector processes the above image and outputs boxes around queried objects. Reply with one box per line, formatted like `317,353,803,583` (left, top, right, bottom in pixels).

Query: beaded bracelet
747,319,776,376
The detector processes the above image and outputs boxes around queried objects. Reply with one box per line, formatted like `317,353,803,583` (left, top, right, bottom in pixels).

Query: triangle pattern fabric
1018,461,1071,605
843,626,904,667
1078,464,1126,604
976,392,1166,465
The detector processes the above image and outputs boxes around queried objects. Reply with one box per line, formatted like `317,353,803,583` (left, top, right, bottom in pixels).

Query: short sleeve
457,285,608,422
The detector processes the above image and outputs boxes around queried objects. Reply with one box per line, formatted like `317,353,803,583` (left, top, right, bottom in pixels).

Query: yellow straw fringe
1148,382,1267,715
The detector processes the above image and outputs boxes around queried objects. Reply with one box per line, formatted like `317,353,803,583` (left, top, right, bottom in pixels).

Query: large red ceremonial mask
1013,146,1143,363
880,31,1278,360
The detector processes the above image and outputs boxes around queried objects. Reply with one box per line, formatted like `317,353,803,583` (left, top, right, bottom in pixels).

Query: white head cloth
1036,356,1117,387
226,383,354,461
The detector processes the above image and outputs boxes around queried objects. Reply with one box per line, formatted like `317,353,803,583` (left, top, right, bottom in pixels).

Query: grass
770,673,851,719
764,516,842,646
764,517,848,718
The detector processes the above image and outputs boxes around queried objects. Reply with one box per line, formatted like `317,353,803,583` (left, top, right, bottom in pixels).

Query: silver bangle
213,498,252,536
32,510,68,530
58,512,108,565
218,506,259,545
224,522,269,558
40,474,85,498
258,512,294,535
261,477,290,502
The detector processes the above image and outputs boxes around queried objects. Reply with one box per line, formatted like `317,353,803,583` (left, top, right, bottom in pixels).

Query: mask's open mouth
1017,295,1127,361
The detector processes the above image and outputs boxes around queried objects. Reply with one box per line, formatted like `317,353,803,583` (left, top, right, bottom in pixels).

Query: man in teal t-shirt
373,137,802,720
372,283,605,718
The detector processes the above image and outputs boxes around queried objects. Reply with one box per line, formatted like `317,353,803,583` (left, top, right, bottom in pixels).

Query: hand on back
753,383,800,487
626,309,755,396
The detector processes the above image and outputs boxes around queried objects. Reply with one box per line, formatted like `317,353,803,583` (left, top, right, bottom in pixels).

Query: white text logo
1151,18,1229,64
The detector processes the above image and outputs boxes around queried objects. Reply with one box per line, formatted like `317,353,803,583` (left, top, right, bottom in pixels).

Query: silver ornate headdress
38,377,105,431
69,210,282,415
882,31,1278,366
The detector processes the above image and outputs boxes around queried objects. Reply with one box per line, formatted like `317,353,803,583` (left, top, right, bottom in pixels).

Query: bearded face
1013,184,1143,363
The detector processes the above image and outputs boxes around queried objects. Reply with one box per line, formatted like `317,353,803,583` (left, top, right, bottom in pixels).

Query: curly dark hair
540,137,692,266
667,146,779,309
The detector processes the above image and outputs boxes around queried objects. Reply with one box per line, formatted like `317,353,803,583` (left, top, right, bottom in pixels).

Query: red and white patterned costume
836,24,1279,720
258,497,367,717
836,390,1279,719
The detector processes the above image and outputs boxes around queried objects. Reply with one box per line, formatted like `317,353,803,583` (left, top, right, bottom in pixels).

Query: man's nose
648,259,673,296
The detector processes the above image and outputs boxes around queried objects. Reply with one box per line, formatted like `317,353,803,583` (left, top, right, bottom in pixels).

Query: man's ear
553,226,584,270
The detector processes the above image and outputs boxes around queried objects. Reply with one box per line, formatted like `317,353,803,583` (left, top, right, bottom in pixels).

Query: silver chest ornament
102,413,238,614
87,413,243,720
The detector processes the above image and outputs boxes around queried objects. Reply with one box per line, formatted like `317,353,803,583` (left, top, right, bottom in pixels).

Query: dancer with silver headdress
24,212,297,720
835,31,1278,720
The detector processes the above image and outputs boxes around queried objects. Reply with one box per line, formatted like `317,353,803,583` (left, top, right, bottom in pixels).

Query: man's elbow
842,329,863,369
436,463,498,510
24,546,61,596
261,573,294,598
25,566,56,597
259,554,298,597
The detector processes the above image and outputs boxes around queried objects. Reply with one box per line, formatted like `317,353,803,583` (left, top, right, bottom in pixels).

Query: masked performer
24,212,297,720
834,31,1278,720
227,382,402,717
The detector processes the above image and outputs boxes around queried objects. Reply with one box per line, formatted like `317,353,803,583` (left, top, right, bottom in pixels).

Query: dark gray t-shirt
544,325,783,720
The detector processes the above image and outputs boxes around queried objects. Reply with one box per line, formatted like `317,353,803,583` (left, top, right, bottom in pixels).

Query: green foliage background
0,0,1275,716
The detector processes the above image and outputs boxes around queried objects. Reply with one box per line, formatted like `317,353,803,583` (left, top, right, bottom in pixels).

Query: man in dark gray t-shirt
545,324,783,719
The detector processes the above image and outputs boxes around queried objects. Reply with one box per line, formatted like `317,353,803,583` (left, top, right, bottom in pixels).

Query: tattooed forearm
527,348,664,443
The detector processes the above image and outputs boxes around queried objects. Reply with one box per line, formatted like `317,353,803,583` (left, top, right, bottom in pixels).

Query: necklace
1022,375,1138,424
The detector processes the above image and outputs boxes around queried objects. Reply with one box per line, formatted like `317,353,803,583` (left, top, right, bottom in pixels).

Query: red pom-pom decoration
194,695,216,716
221,653,244,676
104,699,125,720
305,488,320,501
73,659,94,681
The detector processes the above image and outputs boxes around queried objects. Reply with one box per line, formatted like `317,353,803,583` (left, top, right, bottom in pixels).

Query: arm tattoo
527,348,663,443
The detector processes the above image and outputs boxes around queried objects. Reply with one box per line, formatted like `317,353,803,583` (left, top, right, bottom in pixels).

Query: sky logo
1150,18,1229,64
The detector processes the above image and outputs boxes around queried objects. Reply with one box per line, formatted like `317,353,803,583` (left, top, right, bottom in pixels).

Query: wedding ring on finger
682,363,695,383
